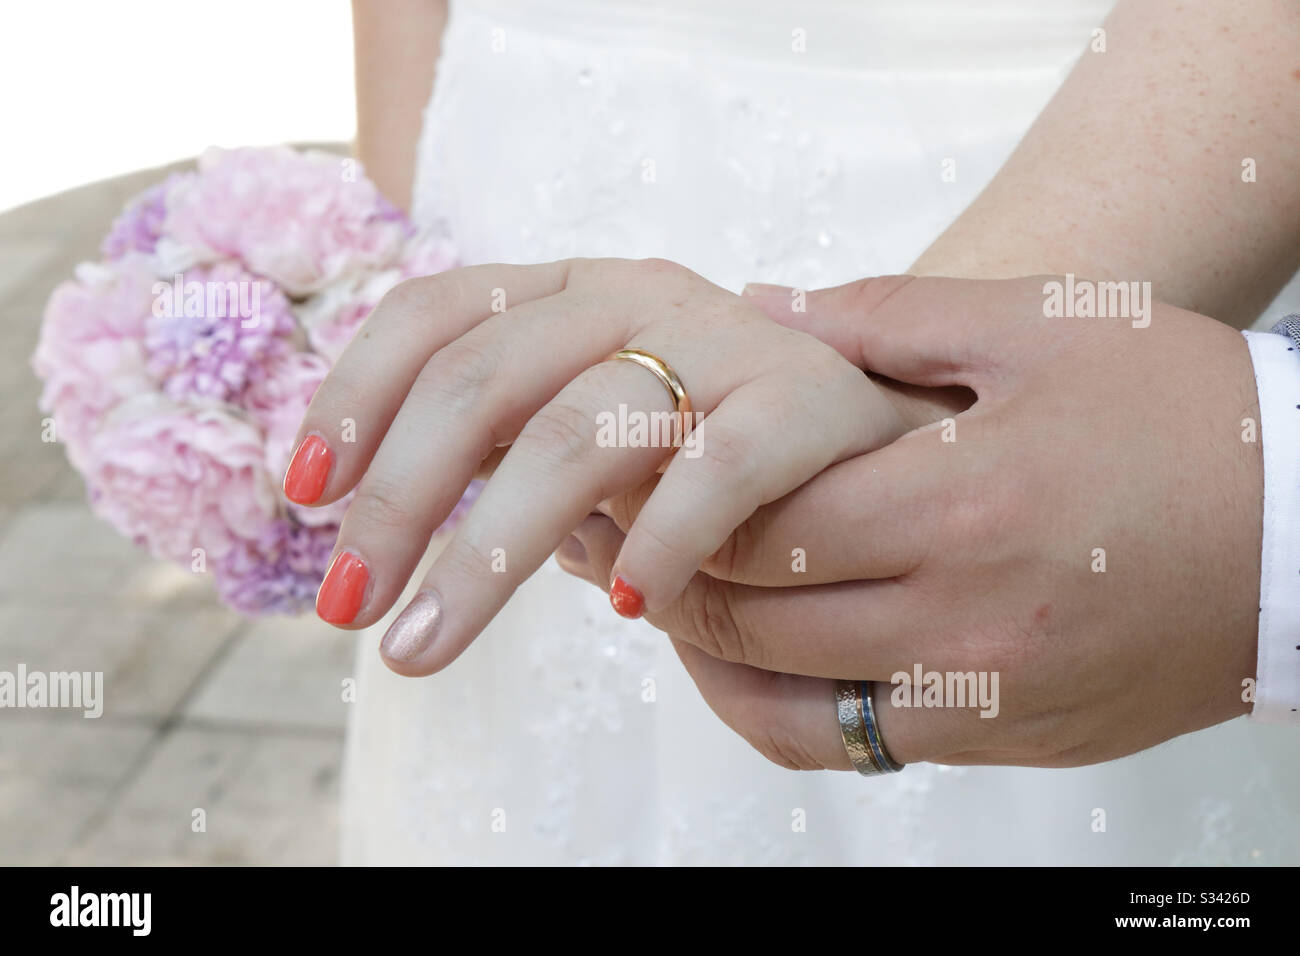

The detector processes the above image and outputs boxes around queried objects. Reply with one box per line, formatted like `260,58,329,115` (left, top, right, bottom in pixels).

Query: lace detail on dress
522,563,660,863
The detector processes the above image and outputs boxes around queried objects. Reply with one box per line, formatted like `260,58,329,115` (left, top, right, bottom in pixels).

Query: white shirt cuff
1243,328,1300,724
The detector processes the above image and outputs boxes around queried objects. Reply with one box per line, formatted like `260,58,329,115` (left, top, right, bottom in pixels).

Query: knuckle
703,509,764,583
627,516,688,571
567,256,642,286
621,256,695,293
440,534,501,583
747,726,823,772
420,339,501,410
827,353,871,396
1046,739,1108,768
697,420,760,473
703,530,742,582
1009,708,1070,759
564,256,601,282
353,473,421,532
844,274,917,318
517,400,598,470
304,369,367,432
632,256,683,277
605,476,657,531
796,331,848,368
378,274,451,319
601,492,637,532
680,576,758,666
692,421,761,494
723,679,824,771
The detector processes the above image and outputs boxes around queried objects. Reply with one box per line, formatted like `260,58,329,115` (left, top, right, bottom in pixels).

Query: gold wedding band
607,348,693,418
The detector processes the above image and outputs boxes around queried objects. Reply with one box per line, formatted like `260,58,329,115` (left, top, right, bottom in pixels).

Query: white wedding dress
341,0,1300,865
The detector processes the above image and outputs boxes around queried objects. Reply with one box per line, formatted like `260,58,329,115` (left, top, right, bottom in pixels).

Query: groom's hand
559,275,1263,769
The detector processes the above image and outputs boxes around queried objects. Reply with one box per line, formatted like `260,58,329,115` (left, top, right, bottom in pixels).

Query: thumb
742,275,1018,389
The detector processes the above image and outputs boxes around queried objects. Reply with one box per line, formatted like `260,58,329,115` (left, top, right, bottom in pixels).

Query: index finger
283,261,573,507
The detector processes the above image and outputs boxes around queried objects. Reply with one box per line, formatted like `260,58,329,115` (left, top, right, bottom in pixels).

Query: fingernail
317,551,369,624
381,589,443,662
741,282,793,298
284,434,334,505
555,534,587,565
610,574,644,619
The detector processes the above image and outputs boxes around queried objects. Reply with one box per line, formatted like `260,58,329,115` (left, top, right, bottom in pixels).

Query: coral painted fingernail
381,590,443,663
317,551,369,624
610,575,644,619
284,434,334,505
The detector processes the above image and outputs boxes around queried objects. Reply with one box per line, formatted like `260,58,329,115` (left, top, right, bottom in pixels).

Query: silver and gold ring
835,679,904,776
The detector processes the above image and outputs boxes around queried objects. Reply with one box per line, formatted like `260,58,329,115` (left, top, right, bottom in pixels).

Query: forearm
911,0,1300,328
351,0,447,211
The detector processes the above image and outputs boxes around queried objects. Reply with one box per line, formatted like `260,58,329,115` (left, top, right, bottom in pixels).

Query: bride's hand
285,258,948,673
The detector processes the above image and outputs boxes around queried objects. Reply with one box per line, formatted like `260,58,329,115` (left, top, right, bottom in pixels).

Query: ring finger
377,319,791,672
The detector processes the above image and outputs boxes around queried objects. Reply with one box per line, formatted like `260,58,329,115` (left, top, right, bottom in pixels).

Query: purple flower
144,262,296,403
101,174,187,260
215,518,338,615
32,145,464,617
443,479,483,530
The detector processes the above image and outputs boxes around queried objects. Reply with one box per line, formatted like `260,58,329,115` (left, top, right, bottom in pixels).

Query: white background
0,0,356,213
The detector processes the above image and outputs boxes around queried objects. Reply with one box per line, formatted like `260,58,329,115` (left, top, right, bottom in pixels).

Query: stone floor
0,158,355,865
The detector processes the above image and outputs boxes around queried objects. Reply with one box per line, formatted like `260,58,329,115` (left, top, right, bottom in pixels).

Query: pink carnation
299,271,399,365
303,233,458,363
398,232,459,280
33,145,464,616
32,256,159,469
306,297,375,365
85,395,276,564
165,147,409,296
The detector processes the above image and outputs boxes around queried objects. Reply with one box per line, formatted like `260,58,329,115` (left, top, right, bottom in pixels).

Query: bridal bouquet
32,146,465,615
